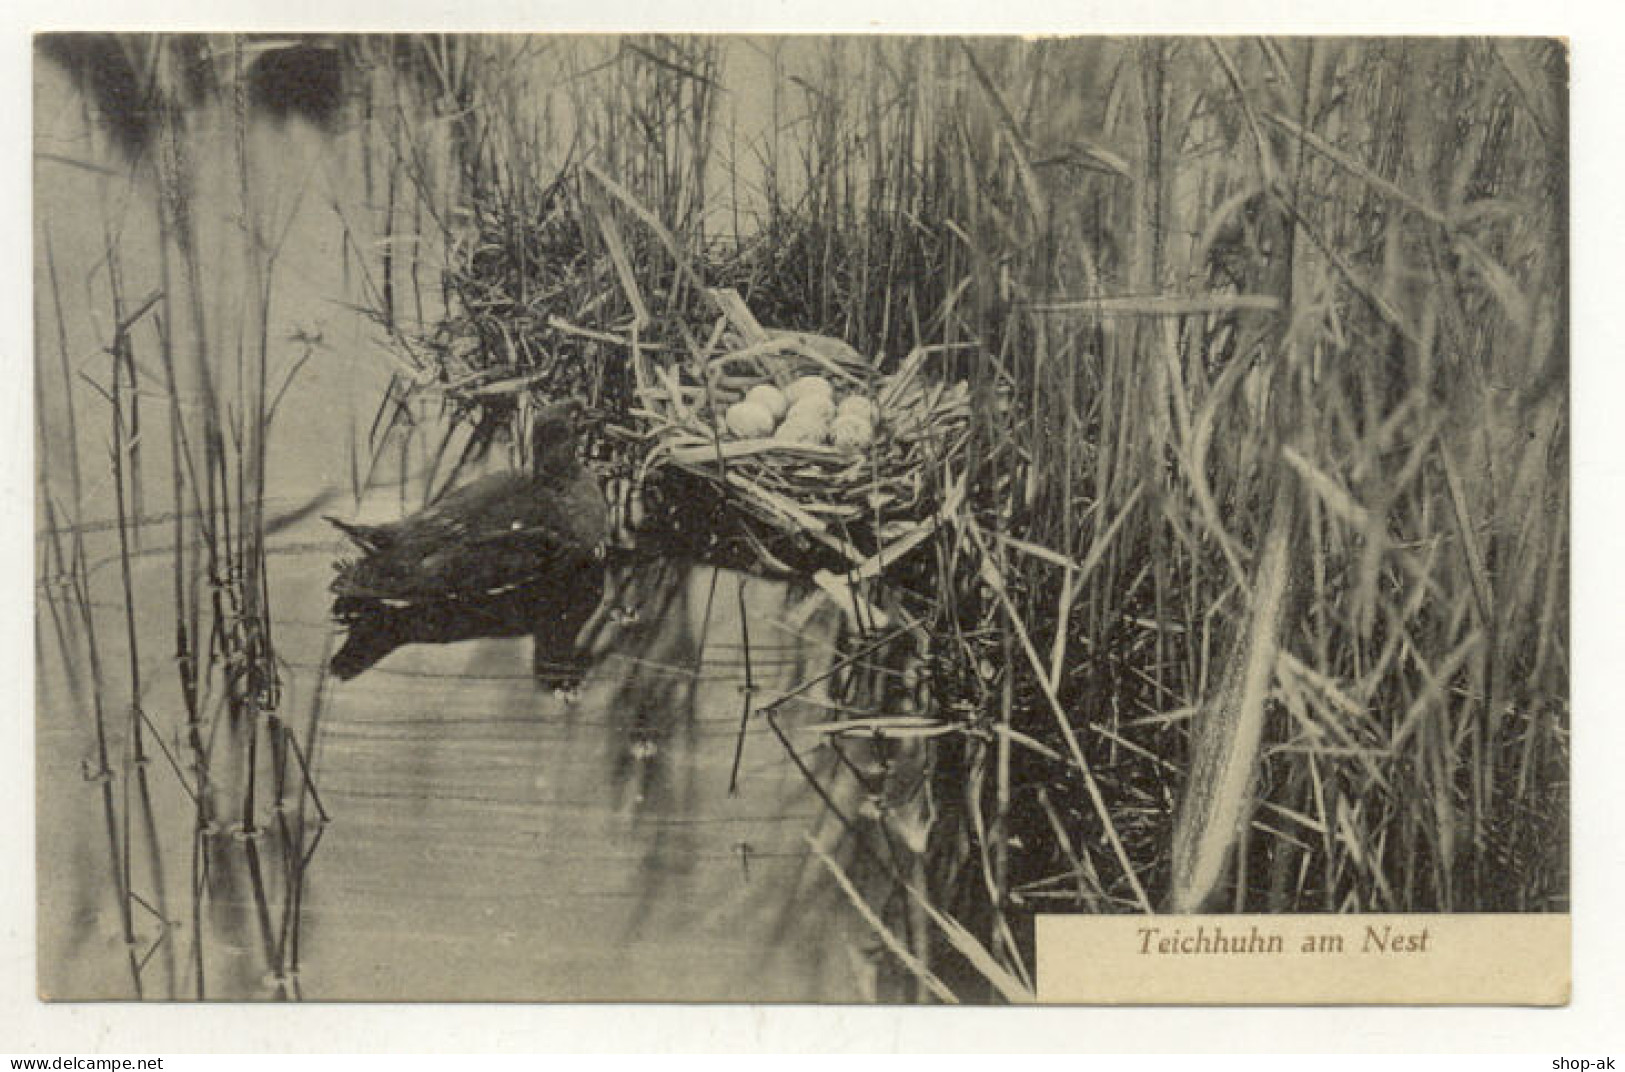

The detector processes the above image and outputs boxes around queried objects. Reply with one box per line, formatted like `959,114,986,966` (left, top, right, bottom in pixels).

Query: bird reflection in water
327,569,607,689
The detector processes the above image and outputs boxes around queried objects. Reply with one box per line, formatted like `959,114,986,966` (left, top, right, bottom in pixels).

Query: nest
631,313,974,579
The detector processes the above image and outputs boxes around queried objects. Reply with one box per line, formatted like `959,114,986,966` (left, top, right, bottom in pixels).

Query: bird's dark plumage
326,400,609,681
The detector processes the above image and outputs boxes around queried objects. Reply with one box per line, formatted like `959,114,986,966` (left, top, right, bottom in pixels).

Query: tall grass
753,36,1566,925
398,35,1566,995
37,33,1567,1002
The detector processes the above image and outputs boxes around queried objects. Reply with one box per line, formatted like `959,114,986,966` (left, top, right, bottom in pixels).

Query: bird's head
528,397,585,473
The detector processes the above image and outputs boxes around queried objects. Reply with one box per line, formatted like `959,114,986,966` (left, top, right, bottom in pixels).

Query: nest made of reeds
631,317,975,578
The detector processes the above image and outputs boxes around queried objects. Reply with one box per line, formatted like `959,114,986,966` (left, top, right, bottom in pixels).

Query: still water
34,46,906,1002
41,516,887,1000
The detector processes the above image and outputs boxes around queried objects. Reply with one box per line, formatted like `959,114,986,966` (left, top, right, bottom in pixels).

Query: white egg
785,394,836,426
745,384,790,420
836,395,876,423
831,413,874,451
784,375,834,405
725,400,776,438
774,417,828,445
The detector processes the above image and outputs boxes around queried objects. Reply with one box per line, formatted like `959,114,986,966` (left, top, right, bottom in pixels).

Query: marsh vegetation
35,34,1567,1002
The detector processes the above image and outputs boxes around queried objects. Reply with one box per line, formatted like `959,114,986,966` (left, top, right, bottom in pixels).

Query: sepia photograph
32,33,1568,1004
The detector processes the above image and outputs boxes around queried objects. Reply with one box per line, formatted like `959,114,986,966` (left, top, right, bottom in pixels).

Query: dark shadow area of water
329,568,607,685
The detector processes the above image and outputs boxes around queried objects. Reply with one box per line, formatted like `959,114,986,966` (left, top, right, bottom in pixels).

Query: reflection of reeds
37,34,344,998
39,221,146,996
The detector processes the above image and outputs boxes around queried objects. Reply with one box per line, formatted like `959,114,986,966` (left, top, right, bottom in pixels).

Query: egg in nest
784,375,834,406
785,393,836,426
836,395,876,424
745,384,790,420
724,400,776,438
831,413,874,451
775,417,829,445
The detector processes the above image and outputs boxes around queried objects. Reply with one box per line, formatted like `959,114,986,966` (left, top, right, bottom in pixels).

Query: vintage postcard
33,34,1568,1003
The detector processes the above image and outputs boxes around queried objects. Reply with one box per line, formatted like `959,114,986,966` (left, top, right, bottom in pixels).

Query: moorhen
326,399,609,685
